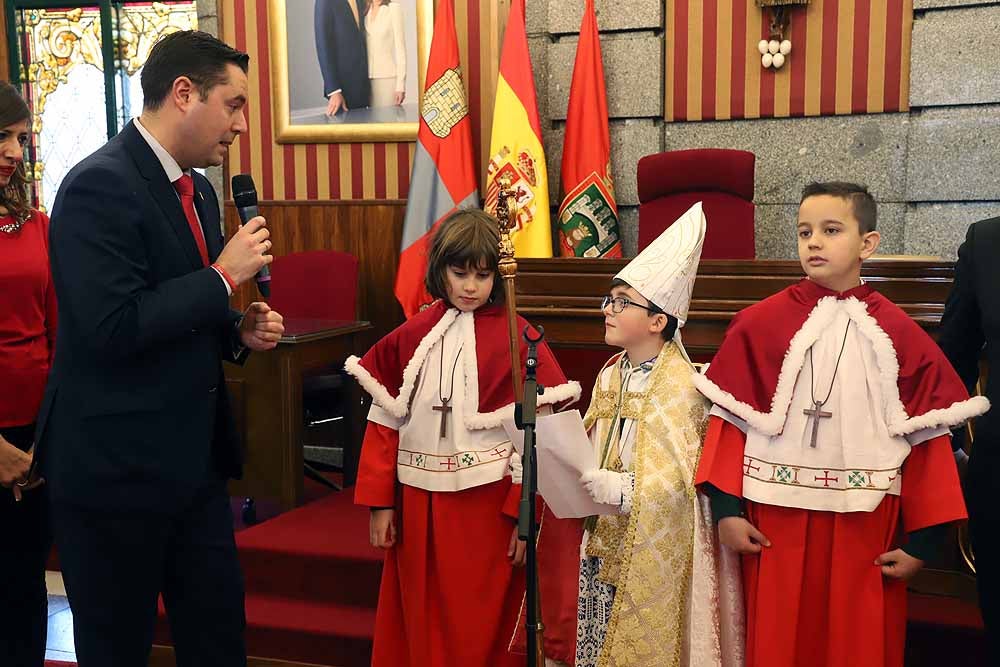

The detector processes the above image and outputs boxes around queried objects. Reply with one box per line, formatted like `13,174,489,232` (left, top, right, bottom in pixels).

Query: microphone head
231,174,258,208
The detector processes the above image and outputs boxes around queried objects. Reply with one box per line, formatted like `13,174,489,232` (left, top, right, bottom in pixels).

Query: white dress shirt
133,118,231,295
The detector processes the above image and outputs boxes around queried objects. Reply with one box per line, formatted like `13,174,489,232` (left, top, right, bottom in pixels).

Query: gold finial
496,175,517,278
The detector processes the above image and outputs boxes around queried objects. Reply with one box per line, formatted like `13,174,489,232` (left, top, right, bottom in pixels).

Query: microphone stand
495,177,546,667
516,326,545,667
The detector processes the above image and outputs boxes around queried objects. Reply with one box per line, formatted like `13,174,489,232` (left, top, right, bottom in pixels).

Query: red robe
694,279,984,667
349,301,580,667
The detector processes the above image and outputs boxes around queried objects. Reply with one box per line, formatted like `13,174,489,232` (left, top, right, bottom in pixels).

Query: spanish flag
394,0,479,317
557,0,622,258
484,0,552,257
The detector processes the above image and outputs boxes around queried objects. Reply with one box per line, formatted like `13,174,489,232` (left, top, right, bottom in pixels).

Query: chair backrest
268,250,359,321
637,149,756,259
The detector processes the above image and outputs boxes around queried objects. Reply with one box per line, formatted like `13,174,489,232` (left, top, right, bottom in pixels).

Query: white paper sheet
502,410,616,518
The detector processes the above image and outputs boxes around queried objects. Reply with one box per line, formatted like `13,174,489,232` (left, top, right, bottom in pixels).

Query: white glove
581,469,625,506
508,451,523,485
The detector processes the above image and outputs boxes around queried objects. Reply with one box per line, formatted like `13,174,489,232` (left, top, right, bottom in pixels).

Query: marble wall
531,0,1000,259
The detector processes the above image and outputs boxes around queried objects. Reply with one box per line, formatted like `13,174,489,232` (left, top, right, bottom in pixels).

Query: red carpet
905,592,986,667
146,488,987,666
155,489,382,666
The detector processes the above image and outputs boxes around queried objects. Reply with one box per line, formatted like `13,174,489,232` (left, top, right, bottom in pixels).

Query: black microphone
231,174,271,298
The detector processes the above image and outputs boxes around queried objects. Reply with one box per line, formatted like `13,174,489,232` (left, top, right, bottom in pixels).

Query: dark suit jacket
939,217,999,464
36,121,246,513
315,0,371,109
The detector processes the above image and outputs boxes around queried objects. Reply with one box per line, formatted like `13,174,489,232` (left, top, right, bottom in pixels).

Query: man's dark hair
800,181,877,234
609,278,679,342
141,31,249,110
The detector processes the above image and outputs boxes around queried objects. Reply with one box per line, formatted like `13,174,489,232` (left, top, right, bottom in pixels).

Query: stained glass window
6,2,198,211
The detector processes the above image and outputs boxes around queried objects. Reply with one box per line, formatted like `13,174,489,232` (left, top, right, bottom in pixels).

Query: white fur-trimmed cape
345,301,580,431
692,280,989,438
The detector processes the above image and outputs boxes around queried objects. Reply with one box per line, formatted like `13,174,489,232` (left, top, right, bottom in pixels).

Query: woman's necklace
0,211,24,234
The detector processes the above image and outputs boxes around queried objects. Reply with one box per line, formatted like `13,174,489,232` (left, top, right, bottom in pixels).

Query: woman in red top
0,81,56,666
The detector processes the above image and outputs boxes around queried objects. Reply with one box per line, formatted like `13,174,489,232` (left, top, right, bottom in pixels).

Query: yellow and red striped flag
484,0,552,257
666,0,912,121
556,0,621,258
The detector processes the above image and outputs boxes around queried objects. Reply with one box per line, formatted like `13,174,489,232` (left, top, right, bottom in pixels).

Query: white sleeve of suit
392,4,406,92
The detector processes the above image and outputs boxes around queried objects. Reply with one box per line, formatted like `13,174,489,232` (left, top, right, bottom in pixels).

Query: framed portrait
269,0,432,143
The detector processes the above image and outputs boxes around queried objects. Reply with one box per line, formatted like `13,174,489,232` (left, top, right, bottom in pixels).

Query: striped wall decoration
219,0,509,201
665,0,912,122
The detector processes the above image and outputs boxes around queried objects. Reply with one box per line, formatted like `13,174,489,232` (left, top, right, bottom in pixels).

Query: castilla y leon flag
394,0,479,318
483,0,552,257
557,0,621,258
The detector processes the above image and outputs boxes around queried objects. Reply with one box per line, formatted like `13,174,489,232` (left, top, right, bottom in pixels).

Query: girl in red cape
347,209,580,667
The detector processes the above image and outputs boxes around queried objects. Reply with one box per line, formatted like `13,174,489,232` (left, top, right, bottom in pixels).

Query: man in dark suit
37,31,284,666
315,0,371,115
938,216,1000,659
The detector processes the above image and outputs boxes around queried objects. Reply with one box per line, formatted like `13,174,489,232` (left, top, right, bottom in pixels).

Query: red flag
556,0,622,258
394,0,479,317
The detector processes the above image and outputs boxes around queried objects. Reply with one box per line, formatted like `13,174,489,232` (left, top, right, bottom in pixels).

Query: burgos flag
557,0,621,258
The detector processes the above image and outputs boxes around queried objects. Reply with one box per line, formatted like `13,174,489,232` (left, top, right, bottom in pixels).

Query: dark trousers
969,450,1000,660
0,423,50,667
51,483,247,667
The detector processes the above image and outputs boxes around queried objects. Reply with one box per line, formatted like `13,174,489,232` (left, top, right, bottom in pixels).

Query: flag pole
496,177,546,667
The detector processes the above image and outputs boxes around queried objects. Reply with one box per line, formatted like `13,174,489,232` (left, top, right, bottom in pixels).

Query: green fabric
705,483,744,523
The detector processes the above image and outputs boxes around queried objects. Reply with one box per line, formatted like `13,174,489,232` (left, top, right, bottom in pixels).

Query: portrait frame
269,0,433,143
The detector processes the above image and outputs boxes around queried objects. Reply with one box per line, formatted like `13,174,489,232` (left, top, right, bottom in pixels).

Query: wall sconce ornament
756,0,809,70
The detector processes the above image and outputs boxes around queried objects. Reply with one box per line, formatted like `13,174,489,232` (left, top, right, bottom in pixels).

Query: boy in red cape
346,209,580,667
693,182,989,667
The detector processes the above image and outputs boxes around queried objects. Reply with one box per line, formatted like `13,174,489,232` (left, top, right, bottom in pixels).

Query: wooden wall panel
224,201,407,341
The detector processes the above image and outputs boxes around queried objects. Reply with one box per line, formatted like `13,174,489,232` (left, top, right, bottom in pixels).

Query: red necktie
173,174,209,266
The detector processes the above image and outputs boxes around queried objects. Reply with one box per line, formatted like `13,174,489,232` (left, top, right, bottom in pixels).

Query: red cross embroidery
439,458,457,471
743,458,761,475
489,447,507,458
815,471,839,487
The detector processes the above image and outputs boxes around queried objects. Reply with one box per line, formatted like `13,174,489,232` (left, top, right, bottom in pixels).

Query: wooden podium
513,257,955,357
225,318,373,510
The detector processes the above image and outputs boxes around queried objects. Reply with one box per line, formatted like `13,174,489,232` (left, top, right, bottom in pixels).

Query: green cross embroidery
415,454,425,467
461,453,475,466
776,466,792,483
848,471,866,487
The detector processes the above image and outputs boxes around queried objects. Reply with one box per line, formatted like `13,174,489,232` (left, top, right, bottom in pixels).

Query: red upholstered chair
268,250,361,492
269,250,359,322
636,149,756,258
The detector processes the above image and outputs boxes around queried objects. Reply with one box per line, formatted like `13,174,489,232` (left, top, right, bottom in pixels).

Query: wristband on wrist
211,263,237,291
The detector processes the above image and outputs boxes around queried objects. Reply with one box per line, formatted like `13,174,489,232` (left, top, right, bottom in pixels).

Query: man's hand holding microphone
216,174,285,351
